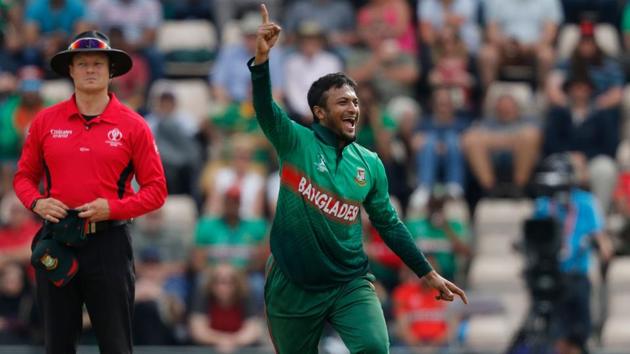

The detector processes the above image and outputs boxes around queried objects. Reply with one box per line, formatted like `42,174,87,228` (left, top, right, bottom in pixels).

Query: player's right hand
33,198,69,223
423,270,468,304
254,4,281,65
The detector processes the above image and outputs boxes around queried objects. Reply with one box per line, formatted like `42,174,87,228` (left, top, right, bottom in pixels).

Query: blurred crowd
1,0,630,352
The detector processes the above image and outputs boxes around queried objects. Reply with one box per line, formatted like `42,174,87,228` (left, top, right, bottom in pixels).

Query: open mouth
342,117,357,130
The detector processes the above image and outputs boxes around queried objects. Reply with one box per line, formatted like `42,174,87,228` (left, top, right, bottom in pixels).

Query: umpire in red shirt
13,30,167,353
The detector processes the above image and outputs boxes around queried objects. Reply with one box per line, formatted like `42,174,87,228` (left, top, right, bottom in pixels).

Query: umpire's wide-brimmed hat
50,30,132,78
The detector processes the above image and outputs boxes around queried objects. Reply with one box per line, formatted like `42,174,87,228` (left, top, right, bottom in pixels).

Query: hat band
68,37,110,51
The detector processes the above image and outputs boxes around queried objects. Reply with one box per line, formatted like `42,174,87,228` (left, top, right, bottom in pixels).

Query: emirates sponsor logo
281,164,360,223
50,129,73,138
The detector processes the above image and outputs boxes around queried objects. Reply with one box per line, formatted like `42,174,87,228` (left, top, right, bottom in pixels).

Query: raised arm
249,4,300,155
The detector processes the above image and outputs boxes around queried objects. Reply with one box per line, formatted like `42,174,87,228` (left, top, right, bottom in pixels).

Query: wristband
30,198,40,211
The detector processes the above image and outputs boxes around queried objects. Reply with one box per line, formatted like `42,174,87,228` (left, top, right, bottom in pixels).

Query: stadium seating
160,194,197,246
463,314,512,351
148,78,212,128
601,316,630,348
600,256,630,349
607,256,630,293
156,20,218,77
40,79,74,104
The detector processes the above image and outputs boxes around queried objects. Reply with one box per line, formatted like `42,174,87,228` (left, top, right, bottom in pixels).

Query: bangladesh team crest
40,253,58,270
354,167,366,186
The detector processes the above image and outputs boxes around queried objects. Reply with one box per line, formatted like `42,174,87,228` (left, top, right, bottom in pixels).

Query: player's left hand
76,198,110,222
423,270,468,304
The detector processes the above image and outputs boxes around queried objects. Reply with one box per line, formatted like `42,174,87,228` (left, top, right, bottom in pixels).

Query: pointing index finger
260,4,270,24
449,283,468,304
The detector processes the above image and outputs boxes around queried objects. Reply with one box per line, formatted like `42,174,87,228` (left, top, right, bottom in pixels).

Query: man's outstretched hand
254,4,282,65
423,270,468,304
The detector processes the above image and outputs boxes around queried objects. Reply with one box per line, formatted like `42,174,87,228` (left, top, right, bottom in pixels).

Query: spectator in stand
392,263,451,346
418,0,481,54
427,26,475,111
209,12,284,117
108,27,150,113
622,3,630,77
406,191,471,282
357,0,417,55
547,20,623,114
0,1,23,72
0,71,17,197
0,262,35,344
613,143,630,255
0,67,48,196
547,22,623,198
0,192,41,268
283,0,357,51
192,185,267,272
195,185,267,283
544,74,618,213
385,96,423,211
211,0,281,38
132,208,194,345
188,263,264,351
200,134,266,219
354,89,420,211
193,184,268,310
462,94,541,196
87,0,164,82
479,0,562,88
355,81,396,157
146,92,201,196
132,208,190,279
3,67,47,136
133,249,184,345
363,196,405,292
347,19,419,104
411,87,467,208
146,91,198,137
23,0,88,68
284,21,343,125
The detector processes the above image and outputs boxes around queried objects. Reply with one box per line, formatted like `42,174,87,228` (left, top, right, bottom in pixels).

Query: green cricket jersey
249,58,432,291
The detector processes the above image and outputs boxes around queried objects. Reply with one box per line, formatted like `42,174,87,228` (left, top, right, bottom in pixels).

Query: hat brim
50,48,133,78
31,238,79,287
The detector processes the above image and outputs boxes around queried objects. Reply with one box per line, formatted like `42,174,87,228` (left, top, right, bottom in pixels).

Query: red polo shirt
13,93,167,220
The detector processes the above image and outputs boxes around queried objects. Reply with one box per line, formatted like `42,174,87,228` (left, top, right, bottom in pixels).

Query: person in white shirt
284,21,343,125
478,0,563,88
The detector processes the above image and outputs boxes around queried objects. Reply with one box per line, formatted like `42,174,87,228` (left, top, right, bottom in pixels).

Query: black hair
307,72,357,122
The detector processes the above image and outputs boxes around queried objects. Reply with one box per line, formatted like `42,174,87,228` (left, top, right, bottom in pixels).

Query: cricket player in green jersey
250,5,468,353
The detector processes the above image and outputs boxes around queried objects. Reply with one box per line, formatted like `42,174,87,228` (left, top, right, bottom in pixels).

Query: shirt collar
312,122,351,150
65,93,122,124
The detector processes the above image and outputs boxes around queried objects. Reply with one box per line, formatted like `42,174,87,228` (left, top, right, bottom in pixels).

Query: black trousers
34,225,135,354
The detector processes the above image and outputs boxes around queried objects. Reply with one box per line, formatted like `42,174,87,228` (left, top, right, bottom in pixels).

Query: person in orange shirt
392,262,451,346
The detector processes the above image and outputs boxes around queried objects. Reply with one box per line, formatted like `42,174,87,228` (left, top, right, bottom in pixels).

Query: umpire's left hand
76,198,110,222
